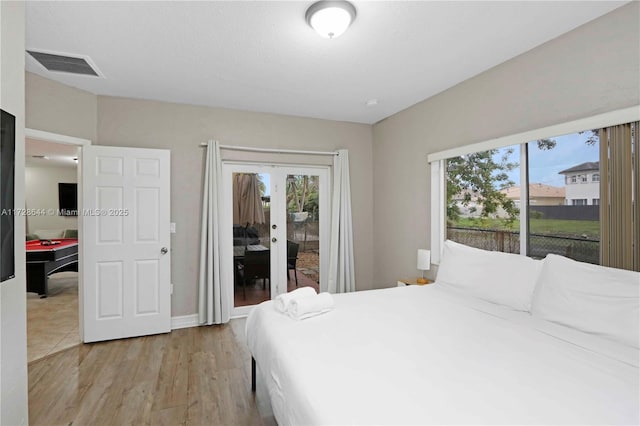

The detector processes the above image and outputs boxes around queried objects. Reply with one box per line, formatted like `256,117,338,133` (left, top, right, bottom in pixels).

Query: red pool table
26,238,78,297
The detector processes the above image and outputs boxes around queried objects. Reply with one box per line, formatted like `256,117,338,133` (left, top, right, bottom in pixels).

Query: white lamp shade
417,249,431,271
306,1,356,39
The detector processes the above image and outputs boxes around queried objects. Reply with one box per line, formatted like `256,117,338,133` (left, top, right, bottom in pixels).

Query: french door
221,163,329,317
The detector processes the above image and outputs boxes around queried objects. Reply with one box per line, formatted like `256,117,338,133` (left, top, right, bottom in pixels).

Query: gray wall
96,97,373,316
26,72,97,142
0,2,29,424
25,82,374,317
25,166,78,234
372,2,640,288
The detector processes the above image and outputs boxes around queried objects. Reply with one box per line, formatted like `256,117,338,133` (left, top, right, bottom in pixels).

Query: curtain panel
328,149,356,293
198,140,230,325
599,121,640,271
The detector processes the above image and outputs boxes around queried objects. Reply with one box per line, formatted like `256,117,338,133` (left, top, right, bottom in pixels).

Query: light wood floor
28,319,276,426
27,272,81,362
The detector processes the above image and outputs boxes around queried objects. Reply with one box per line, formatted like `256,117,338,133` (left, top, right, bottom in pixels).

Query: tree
447,130,600,224
580,129,599,146
287,175,318,214
447,148,518,223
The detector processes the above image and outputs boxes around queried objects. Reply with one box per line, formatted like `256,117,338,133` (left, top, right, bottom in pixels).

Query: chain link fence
447,227,599,264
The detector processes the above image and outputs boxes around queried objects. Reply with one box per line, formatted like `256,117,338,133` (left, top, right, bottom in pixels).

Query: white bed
246,243,639,425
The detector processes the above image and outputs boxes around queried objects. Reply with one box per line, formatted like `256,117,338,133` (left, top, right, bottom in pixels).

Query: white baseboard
171,314,199,330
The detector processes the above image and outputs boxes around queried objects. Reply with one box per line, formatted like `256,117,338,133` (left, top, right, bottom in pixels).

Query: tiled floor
26,271,80,363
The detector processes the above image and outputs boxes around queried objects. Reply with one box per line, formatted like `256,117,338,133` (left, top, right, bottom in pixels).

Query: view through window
446,130,601,263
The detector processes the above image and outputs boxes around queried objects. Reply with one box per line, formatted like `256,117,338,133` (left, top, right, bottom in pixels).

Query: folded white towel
288,292,334,320
274,286,317,313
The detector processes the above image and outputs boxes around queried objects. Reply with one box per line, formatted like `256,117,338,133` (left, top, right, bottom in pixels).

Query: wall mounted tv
1,109,16,282
58,183,78,216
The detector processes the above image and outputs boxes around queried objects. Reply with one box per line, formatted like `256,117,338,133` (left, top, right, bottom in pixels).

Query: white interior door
82,145,171,343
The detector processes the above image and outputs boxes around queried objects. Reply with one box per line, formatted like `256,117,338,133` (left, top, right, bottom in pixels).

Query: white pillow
436,240,541,311
531,254,640,349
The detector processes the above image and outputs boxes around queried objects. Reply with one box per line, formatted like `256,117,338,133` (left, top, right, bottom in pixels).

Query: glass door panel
285,174,321,293
232,171,272,308
224,163,329,317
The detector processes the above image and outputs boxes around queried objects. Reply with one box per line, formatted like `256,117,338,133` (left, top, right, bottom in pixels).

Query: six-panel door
82,145,171,343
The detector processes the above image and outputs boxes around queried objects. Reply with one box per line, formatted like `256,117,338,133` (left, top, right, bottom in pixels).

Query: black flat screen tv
1,109,15,282
58,183,78,216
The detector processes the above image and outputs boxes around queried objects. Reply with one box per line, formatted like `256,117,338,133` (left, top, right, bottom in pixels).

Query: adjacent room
0,1,638,425
24,138,80,362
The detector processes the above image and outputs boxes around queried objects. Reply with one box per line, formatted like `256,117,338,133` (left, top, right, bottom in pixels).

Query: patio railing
447,227,600,264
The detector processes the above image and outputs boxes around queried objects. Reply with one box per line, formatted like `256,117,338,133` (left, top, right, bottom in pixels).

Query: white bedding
246,284,639,425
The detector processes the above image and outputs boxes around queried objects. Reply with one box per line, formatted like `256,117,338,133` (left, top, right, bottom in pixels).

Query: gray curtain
198,140,230,324
327,149,355,293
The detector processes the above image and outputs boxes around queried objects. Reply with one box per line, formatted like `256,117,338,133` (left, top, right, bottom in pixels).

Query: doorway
24,129,89,362
222,163,329,317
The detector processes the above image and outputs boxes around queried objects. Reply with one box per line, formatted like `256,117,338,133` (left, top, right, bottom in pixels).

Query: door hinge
170,283,174,295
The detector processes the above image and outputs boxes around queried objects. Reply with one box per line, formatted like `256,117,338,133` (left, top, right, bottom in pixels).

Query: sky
497,131,599,187
260,173,271,196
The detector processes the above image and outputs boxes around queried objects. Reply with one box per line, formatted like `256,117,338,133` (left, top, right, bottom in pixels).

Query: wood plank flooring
28,319,276,426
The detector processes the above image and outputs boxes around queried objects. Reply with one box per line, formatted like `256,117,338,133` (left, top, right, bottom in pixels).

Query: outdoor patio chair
239,250,270,298
287,240,299,287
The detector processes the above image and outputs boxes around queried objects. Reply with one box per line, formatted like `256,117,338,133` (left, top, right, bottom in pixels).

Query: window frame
428,106,638,265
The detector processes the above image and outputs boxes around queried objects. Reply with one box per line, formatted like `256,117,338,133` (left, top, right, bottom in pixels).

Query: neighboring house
453,183,566,218
451,189,484,218
501,184,566,207
558,162,600,206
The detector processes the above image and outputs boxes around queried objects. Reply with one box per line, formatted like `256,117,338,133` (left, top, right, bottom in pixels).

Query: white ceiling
26,138,79,169
25,1,627,125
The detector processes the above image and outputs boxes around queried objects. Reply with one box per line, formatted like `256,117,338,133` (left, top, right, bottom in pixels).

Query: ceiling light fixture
305,1,356,39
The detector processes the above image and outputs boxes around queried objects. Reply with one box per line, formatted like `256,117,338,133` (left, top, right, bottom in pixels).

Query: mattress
246,284,639,425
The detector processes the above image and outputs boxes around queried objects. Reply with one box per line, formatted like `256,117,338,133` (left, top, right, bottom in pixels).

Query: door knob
272,237,277,243
161,247,168,255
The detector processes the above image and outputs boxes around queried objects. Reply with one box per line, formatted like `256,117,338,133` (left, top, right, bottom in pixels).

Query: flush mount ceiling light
305,1,356,39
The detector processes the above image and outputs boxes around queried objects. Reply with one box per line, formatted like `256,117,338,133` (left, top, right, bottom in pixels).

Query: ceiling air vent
27,50,100,76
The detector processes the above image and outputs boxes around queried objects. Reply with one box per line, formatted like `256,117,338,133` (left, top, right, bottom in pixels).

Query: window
445,145,520,253
527,132,599,264
443,130,600,264
592,173,600,182
429,108,637,267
